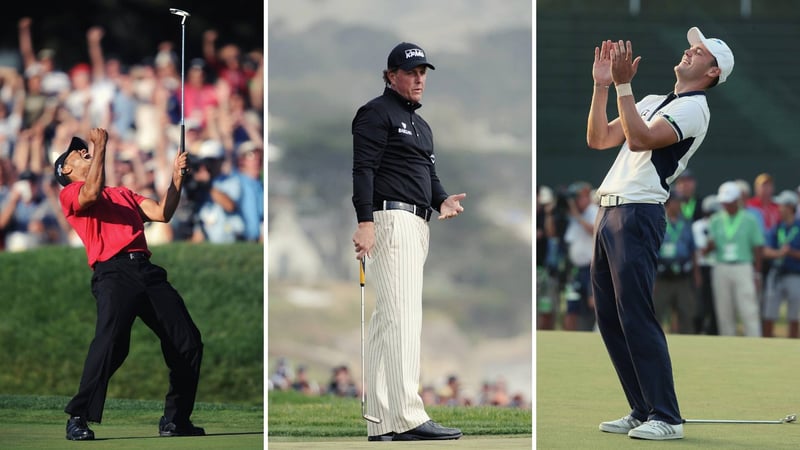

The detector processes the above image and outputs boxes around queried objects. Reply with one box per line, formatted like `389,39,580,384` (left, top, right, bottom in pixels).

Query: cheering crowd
0,17,263,251
538,171,800,338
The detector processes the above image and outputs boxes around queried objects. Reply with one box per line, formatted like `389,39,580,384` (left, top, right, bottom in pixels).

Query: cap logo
405,48,425,59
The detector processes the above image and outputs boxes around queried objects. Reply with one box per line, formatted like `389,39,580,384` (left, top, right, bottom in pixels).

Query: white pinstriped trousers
366,210,431,435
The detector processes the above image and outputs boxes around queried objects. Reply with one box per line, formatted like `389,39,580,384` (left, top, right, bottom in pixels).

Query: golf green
537,331,800,448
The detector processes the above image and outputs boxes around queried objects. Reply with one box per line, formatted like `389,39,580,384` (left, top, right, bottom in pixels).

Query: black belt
110,251,149,261
374,200,432,222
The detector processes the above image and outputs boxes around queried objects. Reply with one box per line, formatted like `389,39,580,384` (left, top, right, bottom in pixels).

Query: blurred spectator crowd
538,171,800,339
269,357,530,409
0,17,263,252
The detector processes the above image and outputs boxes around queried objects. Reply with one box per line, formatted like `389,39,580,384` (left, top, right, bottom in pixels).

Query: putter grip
359,258,365,286
179,124,187,176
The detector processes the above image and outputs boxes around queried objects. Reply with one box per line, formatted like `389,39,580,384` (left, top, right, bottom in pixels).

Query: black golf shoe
367,432,395,441
66,416,95,440
393,420,462,440
158,416,206,437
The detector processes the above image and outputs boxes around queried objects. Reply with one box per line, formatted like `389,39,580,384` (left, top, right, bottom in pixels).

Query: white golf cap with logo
687,26,734,84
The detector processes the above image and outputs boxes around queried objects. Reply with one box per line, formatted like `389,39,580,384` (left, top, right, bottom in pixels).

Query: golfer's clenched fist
89,128,108,147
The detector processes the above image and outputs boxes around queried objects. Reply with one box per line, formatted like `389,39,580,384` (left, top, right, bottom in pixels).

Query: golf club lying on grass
359,257,381,424
683,414,796,424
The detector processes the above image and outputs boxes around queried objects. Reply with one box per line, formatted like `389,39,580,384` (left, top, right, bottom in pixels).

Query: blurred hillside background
538,0,800,198
267,0,533,404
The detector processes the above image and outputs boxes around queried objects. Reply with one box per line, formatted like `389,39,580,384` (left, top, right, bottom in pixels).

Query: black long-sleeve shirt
352,87,448,223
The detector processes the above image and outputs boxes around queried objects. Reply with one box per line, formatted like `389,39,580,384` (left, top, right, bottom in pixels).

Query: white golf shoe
628,420,684,440
598,415,643,434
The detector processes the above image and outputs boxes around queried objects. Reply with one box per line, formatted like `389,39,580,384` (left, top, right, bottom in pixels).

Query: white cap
538,185,554,206
197,140,224,159
687,27,734,84
717,181,741,204
774,190,799,207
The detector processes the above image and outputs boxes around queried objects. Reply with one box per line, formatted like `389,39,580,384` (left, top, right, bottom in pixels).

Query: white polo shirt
596,92,710,204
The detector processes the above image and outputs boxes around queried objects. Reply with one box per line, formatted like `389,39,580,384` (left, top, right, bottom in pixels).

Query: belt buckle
604,195,621,207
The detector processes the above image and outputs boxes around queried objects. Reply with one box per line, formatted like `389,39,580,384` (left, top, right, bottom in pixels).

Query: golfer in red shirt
55,128,204,440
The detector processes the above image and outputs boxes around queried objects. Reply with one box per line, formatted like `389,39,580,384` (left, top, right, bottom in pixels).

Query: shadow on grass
94,431,264,441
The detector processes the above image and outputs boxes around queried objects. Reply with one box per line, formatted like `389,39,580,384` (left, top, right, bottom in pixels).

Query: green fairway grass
537,331,800,449
268,390,531,441
0,243,263,405
0,395,263,449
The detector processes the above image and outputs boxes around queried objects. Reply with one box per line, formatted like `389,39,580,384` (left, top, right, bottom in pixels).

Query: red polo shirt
746,197,780,231
60,182,151,268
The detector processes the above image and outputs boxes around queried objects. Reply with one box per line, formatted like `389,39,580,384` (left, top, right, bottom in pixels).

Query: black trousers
64,256,203,424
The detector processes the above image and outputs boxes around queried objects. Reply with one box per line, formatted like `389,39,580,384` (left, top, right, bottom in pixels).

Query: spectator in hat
691,194,720,334
191,139,243,243
562,181,598,331
673,169,703,222
233,141,263,241
704,181,764,337
761,190,800,338
654,191,698,334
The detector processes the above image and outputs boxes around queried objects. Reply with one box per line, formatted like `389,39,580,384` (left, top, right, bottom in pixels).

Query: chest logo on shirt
398,122,413,136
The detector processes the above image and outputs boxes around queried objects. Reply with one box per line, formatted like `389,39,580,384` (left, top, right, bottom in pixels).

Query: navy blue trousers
64,257,203,424
591,204,681,425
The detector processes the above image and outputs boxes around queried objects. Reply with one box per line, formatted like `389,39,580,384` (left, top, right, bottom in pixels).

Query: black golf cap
387,42,435,71
54,137,88,187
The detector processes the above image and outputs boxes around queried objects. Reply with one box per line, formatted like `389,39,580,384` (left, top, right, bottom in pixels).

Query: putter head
784,414,797,423
362,414,382,424
169,8,191,17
